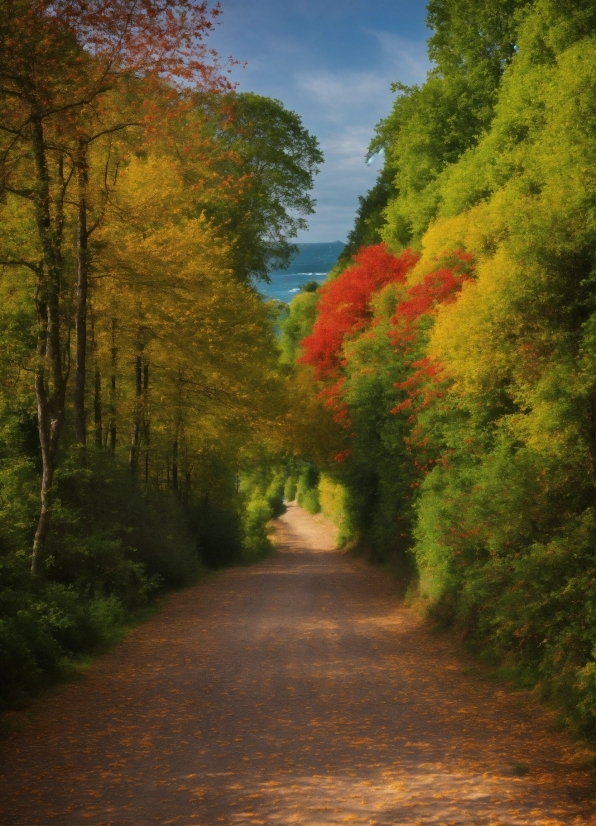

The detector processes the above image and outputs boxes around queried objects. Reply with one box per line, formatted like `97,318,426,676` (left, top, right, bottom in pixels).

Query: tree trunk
74,141,89,449
109,319,117,453
94,366,102,448
30,112,67,575
31,115,62,392
90,306,102,448
173,373,182,496
129,354,142,475
172,439,178,492
32,370,54,577
142,363,150,485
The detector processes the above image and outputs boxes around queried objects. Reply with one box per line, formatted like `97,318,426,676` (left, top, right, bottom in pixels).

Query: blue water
258,241,344,303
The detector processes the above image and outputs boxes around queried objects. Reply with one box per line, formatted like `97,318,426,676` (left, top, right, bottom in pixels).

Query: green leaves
295,0,596,733
193,92,323,283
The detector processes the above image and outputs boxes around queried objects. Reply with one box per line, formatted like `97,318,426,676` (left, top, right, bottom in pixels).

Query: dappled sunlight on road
225,768,586,825
0,504,592,825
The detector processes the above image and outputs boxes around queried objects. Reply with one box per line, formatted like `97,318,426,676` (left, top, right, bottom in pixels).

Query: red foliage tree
389,250,475,472
390,250,475,347
299,244,419,381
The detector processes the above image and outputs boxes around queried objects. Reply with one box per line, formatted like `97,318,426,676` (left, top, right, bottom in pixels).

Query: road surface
0,504,593,825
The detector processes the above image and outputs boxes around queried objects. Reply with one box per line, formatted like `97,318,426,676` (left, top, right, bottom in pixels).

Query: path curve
0,504,593,825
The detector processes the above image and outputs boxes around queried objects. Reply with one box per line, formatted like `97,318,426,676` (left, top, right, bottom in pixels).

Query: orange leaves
48,0,229,89
391,398,413,415
2,0,232,138
333,449,351,463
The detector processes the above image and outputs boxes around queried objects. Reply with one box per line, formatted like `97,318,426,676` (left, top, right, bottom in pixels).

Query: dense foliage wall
0,1,321,706
285,0,595,732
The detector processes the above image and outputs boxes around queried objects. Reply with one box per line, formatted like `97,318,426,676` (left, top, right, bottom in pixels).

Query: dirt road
0,504,593,825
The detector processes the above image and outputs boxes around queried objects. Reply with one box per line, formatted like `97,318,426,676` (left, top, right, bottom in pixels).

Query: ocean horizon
258,241,344,302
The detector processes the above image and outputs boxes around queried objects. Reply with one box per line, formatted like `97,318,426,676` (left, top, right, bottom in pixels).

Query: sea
258,241,344,303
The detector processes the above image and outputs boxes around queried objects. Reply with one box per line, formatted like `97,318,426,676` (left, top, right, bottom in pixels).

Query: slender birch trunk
94,367,102,448
172,438,178,492
143,363,150,486
30,113,67,575
89,305,103,448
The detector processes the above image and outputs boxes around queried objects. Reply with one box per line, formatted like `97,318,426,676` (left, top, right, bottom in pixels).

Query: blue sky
207,0,431,243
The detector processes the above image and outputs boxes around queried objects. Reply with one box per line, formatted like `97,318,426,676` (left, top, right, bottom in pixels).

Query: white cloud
295,69,391,125
297,202,359,243
322,126,377,172
365,29,430,85
298,128,382,243
208,2,430,241
296,70,387,107
291,67,395,241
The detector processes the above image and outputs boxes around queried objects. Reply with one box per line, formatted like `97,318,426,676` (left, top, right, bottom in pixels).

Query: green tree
406,0,596,729
426,0,528,97
371,0,532,248
338,164,396,265
194,92,324,283
279,288,320,365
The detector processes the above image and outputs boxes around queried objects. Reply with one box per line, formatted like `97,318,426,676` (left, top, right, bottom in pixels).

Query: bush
319,474,353,547
238,462,288,563
190,497,243,568
284,474,297,502
46,455,202,591
266,473,286,518
241,495,275,561
296,464,321,514
0,449,205,708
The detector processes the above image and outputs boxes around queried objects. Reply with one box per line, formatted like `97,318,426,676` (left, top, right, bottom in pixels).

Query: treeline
281,0,595,733
0,0,320,705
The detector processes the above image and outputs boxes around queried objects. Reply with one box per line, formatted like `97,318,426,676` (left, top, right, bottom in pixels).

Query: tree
403,0,595,727
369,0,532,248
279,289,320,366
298,244,473,560
91,146,287,485
0,0,229,573
193,92,324,283
426,0,528,97
300,245,419,383
338,164,396,266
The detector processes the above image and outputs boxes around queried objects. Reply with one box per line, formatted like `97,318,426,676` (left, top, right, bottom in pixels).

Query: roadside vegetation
0,0,321,707
279,0,595,735
1,0,593,739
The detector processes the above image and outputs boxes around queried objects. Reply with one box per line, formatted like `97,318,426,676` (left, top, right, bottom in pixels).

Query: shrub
284,475,298,502
296,464,320,514
319,474,353,546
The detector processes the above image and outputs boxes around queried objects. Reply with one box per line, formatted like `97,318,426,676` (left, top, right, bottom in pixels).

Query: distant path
0,504,593,825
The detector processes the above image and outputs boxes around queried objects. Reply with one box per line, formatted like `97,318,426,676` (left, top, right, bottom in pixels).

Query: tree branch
0,258,41,274
87,121,143,144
